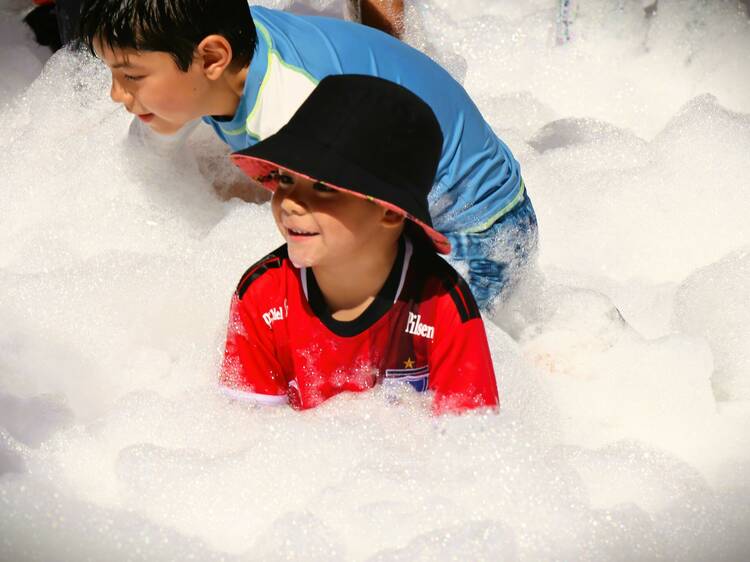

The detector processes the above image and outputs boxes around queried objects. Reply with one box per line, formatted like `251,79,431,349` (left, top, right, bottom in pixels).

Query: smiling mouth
287,227,319,238
136,113,154,122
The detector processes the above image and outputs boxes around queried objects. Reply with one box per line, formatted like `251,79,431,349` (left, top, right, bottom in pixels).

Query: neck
313,240,400,322
207,64,248,117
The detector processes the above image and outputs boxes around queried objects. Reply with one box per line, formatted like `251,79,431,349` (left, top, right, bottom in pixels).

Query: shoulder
250,4,318,30
235,245,291,299
411,251,481,324
248,4,273,20
253,3,399,46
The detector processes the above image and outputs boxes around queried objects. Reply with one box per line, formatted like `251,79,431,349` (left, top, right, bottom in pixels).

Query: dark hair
78,0,257,71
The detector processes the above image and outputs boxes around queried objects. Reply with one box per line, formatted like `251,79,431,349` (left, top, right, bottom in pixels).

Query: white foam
1,1,749,560
674,248,750,401
0,8,51,103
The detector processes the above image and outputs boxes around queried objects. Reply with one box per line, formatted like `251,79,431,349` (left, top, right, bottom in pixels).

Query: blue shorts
443,188,538,311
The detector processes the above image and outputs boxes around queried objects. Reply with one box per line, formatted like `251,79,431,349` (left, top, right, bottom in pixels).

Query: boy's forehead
93,39,142,68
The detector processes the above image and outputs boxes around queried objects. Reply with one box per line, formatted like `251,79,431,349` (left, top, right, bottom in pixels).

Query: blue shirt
204,6,523,233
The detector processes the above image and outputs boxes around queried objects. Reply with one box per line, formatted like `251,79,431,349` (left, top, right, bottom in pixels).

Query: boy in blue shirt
78,0,538,310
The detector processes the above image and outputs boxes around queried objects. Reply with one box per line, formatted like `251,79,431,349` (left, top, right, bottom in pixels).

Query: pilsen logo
262,299,288,328
404,312,434,339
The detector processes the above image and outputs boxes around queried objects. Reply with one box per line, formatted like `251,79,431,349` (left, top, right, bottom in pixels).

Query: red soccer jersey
219,238,498,413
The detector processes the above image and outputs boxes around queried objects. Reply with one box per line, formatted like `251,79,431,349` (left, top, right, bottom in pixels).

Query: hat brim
231,135,451,255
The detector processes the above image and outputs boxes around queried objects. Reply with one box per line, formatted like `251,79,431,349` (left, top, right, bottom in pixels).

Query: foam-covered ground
1,0,749,560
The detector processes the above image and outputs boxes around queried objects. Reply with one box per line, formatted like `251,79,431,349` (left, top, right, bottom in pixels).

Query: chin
150,119,187,135
288,248,318,269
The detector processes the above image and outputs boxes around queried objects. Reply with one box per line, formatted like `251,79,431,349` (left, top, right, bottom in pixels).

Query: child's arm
428,287,499,414
129,118,269,203
219,293,289,406
359,0,404,38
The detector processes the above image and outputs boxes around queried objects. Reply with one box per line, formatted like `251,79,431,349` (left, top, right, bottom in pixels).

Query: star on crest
403,357,415,369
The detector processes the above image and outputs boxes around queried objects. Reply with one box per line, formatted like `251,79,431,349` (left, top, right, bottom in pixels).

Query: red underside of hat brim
231,153,451,255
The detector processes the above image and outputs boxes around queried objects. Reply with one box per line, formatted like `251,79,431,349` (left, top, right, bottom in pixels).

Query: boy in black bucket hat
218,75,498,413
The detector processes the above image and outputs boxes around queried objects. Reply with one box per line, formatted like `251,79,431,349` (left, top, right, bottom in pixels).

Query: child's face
271,171,395,269
95,42,212,135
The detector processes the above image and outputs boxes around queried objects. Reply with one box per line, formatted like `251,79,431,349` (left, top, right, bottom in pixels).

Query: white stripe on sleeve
219,386,288,406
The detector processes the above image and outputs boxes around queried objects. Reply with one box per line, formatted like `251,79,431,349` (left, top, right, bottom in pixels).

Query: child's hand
213,176,271,204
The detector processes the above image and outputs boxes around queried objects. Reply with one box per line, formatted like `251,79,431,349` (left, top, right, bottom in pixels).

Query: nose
276,184,309,215
110,75,132,105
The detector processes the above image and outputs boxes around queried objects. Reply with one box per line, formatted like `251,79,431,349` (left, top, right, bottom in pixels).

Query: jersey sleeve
428,284,499,415
218,289,289,407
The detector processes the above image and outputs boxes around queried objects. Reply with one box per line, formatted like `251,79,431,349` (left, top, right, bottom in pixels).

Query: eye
276,173,294,186
123,74,144,82
312,182,335,193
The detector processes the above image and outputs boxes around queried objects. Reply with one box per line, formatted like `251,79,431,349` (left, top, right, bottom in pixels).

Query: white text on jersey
405,312,435,340
263,305,285,328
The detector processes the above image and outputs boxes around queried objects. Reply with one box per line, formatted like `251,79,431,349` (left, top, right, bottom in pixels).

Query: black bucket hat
231,74,450,254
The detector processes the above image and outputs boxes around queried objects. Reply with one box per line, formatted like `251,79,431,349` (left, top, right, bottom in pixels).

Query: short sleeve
428,295,499,414
219,293,289,406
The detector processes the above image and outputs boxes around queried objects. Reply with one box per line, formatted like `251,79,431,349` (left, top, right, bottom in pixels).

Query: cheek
338,205,384,235
147,87,187,112
271,192,282,214
319,212,375,246
142,75,199,113
271,196,284,226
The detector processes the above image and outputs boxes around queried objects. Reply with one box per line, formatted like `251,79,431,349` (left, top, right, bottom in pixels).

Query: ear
196,35,233,80
381,209,406,228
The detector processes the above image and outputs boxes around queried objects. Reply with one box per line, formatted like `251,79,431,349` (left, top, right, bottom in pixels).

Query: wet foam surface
1,1,749,560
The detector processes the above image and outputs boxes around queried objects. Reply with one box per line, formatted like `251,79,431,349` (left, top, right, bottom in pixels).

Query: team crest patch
384,363,429,392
